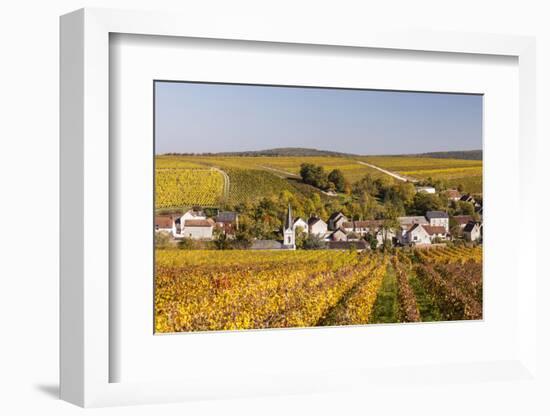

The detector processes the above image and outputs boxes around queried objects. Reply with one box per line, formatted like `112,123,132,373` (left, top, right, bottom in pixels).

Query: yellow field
155,155,388,182
155,168,224,208
154,246,482,332
362,156,483,193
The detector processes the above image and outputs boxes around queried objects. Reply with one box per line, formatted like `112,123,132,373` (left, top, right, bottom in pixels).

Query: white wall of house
181,226,213,240
155,226,175,235
309,220,328,235
408,226,431,245
429,217,449,232
465,226,481,241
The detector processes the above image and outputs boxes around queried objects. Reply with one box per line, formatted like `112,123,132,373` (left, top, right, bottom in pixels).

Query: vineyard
155,154,482,208
361,156,483,193
155,168,224,208
155,246,483,333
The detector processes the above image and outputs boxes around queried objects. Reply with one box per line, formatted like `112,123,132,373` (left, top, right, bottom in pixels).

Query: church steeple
283,203,296,250
285,203,293,230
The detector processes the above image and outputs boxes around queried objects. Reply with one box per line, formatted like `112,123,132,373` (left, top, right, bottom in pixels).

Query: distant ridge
402,150,482,160
164,147,359,157
162,147,482,160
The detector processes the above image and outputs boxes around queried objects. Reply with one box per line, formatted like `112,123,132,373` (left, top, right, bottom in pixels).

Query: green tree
328,169,346,192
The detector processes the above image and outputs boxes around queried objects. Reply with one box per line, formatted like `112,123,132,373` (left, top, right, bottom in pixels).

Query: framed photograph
60,8,538,408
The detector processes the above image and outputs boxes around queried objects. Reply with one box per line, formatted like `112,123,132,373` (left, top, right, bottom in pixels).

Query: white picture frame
60,8,538,408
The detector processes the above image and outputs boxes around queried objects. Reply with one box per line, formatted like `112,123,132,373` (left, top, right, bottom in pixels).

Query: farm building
215,211,239,236
180,218,215,240
155,215,176,235
426,211,449,232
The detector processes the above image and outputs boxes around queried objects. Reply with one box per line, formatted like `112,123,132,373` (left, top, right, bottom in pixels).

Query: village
155,186,483,251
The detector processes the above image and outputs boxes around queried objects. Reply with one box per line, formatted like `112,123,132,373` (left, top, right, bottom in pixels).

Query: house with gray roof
426,211,449,232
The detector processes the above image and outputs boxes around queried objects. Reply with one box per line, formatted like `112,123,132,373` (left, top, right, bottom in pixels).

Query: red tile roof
155,216,174,228
184,219,214,227
422,225,447,235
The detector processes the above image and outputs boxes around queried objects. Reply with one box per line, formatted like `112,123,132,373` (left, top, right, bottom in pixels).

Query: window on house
287,236,291,243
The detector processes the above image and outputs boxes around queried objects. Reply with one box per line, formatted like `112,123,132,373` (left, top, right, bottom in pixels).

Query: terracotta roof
184,219,214,227
422,225,447,235
155,216,174,228
446,189,462,198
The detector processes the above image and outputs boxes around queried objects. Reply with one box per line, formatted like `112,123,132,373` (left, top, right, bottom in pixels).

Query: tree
232,230,252,249
294,228,307,249
300,163,328,189
213,231,230,250
328,169,346,192
302,233,326,249
178,237,195,250
412,192,445,214
155,231,172,248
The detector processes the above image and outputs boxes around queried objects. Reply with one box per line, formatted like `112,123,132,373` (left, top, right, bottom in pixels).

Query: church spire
285,203,293,230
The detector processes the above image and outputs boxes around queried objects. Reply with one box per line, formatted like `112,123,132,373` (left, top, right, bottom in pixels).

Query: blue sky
155,81,482,155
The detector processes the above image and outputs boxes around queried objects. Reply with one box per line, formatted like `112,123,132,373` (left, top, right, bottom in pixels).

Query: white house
415,186,436,194
342,220,383,236
463,221,482,242
426,211,449,232
327,212,348,231
423,225,448,242
329,228,348,242
308,217,328,236
180,218,215,239
293,218,309,234
404,223,432,245
155,215,176,235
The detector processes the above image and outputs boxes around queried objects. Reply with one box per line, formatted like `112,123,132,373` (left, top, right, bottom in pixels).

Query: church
282,203,296,250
